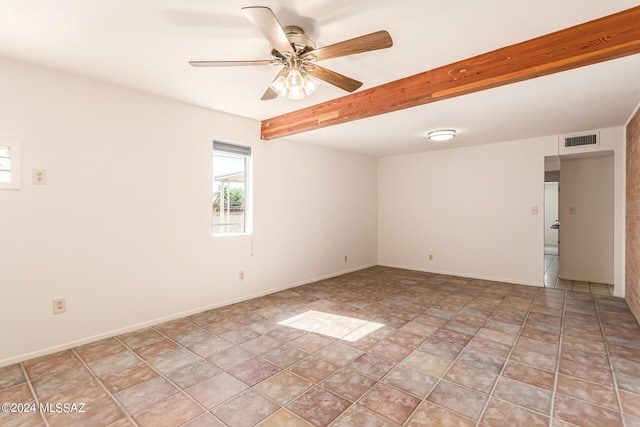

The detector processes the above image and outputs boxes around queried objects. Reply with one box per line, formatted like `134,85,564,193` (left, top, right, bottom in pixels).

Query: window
212,141,251,235
0,143,21,189
0,145,10,183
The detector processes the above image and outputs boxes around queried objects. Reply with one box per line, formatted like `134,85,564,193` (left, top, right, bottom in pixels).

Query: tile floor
2,266,640,427
544,252,615,295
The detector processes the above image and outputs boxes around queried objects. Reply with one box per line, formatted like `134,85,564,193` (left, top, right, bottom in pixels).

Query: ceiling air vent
563,132,599,148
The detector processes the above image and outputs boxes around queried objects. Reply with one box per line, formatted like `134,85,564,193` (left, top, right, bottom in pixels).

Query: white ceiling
1,0,639,157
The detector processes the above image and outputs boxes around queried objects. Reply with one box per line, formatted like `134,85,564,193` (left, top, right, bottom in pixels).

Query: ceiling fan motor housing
271,26,316,59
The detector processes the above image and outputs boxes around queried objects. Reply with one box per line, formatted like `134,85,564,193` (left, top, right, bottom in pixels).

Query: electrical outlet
531,206,539,215
32,169,47,185
428,254,434,261
53,298,66,314
239,271,245,281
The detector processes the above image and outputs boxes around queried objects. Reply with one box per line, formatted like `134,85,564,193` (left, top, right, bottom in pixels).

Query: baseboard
558,274,613,285
285,263,377,288
377,262,543,287
0,263,376,368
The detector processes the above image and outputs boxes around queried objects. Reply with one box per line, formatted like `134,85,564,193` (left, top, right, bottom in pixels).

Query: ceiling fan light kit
269,69,321,100
427,129,457,142
189,6,393,101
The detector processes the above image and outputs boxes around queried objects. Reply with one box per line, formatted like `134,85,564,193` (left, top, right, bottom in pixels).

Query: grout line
158,319,301,425
18,362,51,427
593,296,628,427
112,326,230,426
334,279,484,425
70,347,141,427
548,284,567,427
391,314,474,424
475,286,552,427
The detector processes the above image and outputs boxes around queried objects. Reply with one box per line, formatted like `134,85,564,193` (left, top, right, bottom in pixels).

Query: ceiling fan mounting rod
283,26,305,35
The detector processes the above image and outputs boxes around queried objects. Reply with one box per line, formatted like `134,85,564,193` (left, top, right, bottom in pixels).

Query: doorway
542,153,615,296
543,157,560,287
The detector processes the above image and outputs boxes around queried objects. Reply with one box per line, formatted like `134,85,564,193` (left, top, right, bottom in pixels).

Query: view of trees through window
213,185,244,209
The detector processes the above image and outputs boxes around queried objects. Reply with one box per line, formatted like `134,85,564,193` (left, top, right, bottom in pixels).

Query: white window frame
0,142,21,190
212,141,252,236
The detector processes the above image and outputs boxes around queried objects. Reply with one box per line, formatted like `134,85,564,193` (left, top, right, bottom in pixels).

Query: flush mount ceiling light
427,129,456,142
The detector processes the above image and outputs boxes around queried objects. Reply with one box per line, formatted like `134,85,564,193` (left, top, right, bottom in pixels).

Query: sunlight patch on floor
278,310,385,342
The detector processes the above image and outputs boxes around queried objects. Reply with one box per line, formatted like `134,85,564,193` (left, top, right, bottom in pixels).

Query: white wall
0,56,378,366
378,137,557,286
378,128,626,293
559,154,614,284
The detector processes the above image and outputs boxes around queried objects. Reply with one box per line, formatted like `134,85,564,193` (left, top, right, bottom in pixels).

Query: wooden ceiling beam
260,6,640,140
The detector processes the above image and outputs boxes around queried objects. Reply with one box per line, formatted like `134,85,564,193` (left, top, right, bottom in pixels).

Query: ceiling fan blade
261,68,288,100
261,87,278,101
306,64,363,93
189,60,279,67
301,30,392,61
241,6,294,57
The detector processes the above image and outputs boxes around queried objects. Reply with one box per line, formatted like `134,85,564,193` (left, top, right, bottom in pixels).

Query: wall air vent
563,133,599,148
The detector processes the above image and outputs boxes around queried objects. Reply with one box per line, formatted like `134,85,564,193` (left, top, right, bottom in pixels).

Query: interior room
1,1,640,426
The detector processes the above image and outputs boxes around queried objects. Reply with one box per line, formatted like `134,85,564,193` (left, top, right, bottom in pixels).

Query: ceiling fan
189,6,393,100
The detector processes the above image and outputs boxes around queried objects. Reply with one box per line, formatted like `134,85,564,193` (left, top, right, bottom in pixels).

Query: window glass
0,145,11,184
212,142,251,235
